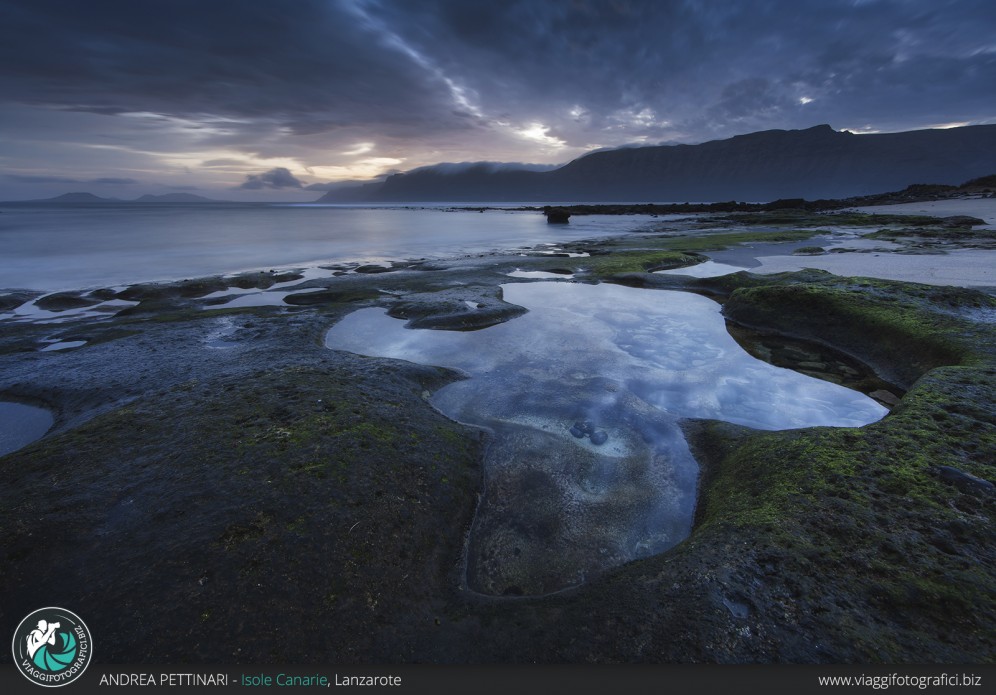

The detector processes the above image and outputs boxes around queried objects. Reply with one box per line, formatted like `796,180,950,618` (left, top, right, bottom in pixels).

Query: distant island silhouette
12,192,226,204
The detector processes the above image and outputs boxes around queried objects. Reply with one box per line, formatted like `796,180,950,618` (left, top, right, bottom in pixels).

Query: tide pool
325,282,887,594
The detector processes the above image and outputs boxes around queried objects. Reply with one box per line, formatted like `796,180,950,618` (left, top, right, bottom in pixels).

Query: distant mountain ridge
9,192,225,203
133,193,222,203
41,192,120,203
319,124,996,203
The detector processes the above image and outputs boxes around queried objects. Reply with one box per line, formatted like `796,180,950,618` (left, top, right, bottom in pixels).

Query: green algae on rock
716,274,995,388
0,211,992,664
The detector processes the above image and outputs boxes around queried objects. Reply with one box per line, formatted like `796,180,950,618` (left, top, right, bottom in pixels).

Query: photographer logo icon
12,607,92,687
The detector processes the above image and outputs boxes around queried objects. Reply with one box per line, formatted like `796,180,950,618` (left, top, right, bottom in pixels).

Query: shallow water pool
0,402,54,457
325,282,887,595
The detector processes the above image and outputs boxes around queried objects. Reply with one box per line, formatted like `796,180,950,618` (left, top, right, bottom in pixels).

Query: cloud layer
0,0,993,198
239,168,304,190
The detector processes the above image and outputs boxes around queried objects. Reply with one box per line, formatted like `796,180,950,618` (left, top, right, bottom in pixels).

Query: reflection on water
0,402,54,457
325,282,887,595
0,204,660,291
655,260,748,278
507,269,575,279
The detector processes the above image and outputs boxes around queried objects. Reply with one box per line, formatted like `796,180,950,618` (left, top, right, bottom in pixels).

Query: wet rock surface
0,401,54,456
725,324,902,398
282,288,381,305
326,281,891,599
467,419,688,596
452,380,699,597
34,292,102,312
0,213,993,663
386,286,528,330
931,465,995,497
0,291,41,311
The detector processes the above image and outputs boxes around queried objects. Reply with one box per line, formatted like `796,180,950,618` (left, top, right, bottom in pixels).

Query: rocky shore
522,173,996,219
0,206,993,663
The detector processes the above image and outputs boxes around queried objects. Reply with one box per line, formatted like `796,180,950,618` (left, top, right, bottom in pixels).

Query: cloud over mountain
0,0,993,199
238,167,305,190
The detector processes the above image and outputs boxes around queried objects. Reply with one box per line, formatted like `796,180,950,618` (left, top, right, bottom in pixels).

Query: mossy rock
0,363,482,662
282,289,381,305
0,291,39,311
386,287,528,330
680,362,995,661
719,277,994,388
583,250,703,276
656,229,819,252
229,271,304,289
34,292,102,312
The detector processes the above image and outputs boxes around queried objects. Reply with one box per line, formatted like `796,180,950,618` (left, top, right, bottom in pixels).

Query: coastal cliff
320,124,996,203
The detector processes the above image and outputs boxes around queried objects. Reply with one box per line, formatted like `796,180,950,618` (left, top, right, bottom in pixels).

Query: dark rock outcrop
34,292,102,311
544,207,571,223
939,215,986,228
0,292,37,311
931,465,995,497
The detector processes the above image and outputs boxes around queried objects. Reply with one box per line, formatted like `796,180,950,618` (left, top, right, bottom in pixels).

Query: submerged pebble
569,420,607,444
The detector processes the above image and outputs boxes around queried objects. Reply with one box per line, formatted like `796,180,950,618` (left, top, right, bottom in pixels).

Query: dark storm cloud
0,0,993,195
91,177,138,185
6,174,137,185
6,174,80,184
709,78,794,122
239,167,304,190
0,0,467,137
367,1,706,115
2,0,992,140
365,0,996,138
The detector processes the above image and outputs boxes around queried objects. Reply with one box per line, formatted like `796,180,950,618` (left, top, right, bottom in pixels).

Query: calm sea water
0,203,665,292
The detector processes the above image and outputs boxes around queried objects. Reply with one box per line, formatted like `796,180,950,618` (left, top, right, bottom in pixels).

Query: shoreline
748,248,996,287
2,196,995,298
0,202,993,663
4,198,996,314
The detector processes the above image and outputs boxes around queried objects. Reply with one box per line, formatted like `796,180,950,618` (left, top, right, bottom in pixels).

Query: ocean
0,203,665,292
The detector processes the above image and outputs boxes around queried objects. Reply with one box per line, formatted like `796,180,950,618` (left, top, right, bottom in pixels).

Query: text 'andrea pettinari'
99,673,229,686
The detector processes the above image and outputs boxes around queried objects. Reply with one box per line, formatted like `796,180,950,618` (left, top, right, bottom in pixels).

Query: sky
0,0,994,201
